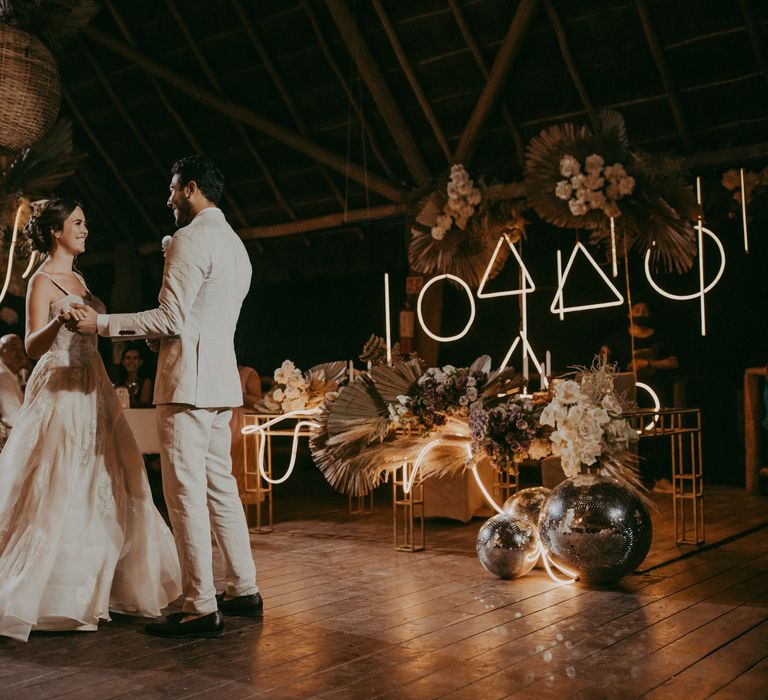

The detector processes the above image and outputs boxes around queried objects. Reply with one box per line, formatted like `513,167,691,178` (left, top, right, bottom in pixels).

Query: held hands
69,302,99,335
57,308,85,332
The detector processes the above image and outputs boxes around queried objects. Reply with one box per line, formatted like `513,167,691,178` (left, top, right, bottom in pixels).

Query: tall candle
545,350,551,377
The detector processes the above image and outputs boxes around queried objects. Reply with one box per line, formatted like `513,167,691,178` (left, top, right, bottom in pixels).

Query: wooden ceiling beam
636,0,693,151
371,0,451,162
165,0,297,221
448,0,525,168
79,41,168,179
453,0,539,165
740,0,768,84
326,0,431,184
82,25,405,202
542,0,598,130
62,87,163,238
300,0,398,183
229,0,345,209
103,0,250,227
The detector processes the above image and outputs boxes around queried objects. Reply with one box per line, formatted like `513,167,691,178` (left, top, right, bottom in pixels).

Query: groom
74,156,261,637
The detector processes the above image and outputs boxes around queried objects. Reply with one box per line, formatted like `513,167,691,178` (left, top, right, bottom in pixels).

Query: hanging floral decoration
721,167,768,218
409,165,526,288
526,111,699,273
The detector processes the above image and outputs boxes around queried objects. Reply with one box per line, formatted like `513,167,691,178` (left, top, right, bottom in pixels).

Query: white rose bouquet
539,363,637,479
554,153,635,218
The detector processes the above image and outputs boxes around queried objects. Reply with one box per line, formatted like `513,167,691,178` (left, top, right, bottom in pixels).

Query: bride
0,198,181,641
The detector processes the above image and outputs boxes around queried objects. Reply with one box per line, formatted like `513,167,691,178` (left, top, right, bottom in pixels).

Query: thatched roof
51,0,767,267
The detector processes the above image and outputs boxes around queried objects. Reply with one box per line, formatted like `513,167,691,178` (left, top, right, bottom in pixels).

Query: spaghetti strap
36,271,73,297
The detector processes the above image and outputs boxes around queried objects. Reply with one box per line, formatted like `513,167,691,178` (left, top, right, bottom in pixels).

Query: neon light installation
550,241,624,317
416,273,476,342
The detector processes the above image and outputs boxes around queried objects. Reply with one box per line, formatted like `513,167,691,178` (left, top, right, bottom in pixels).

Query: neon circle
635,381,661,432
644,226,725,300
416,273,476,342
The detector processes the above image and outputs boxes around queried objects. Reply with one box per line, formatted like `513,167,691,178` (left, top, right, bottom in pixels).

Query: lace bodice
45,294,106,358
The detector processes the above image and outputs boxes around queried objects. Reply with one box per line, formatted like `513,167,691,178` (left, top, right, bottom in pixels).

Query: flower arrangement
260,360,347,414
469,396,552,471
538,365,637,479
429,165,482,241
554,153,635,218
409,166,526,288
721,167,768,205
396,362,487,431
526,110,698,273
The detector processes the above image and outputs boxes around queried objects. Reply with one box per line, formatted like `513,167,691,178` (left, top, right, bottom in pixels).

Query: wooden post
453,0,539,165
326,0,431,184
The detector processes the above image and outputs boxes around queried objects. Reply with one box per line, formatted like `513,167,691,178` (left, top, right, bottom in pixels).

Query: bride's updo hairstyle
22,198,81,255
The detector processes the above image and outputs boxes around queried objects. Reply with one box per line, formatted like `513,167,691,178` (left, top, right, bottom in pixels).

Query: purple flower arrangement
469,397,552,470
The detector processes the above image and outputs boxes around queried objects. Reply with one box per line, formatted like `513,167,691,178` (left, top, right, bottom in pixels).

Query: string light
610,216,618,278
550,241,624,317
416,273,476,342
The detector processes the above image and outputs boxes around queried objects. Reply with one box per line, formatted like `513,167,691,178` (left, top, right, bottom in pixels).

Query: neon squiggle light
550,241,624,317
0,205,22,304
416,273,476,342
22,250,39,279
402,439,442,494
241,408,322,484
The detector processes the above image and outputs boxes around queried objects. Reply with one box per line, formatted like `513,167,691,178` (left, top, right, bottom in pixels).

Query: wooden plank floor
1,472,767,699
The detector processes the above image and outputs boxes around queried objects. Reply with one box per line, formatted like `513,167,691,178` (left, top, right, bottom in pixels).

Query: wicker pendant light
0,23,61,152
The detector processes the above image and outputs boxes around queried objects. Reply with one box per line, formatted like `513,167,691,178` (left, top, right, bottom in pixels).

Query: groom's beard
174,204,193,228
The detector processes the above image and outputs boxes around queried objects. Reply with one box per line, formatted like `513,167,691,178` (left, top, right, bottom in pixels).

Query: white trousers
157,404,258,615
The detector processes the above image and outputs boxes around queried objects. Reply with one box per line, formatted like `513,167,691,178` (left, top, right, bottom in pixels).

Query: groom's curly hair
170,156,224,205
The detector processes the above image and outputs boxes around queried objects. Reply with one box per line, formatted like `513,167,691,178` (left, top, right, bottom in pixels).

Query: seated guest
115,343,154,407
0,334,27,447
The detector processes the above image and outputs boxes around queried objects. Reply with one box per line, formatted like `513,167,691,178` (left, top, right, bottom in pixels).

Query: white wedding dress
0,275,181,641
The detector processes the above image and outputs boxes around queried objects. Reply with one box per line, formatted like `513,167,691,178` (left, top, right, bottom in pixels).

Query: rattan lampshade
0,24,61,152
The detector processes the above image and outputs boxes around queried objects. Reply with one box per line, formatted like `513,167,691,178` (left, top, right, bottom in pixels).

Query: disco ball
476,514,540,579
538,473,652,584
503,487,552,527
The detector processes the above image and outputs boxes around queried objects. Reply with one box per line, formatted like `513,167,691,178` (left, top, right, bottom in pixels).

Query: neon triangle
477,232,535,298
550,241,624,316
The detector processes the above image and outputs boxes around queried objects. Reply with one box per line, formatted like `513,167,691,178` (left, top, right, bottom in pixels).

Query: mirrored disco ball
538,473,652,584
476,514,540,579
503,487,552,527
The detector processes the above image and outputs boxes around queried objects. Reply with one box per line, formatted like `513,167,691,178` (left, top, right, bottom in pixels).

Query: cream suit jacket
98,208,251,408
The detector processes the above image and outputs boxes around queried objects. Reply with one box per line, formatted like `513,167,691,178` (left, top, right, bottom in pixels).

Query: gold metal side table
626,407,704,545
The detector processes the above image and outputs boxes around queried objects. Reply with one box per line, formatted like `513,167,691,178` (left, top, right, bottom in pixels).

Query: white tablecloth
123,408,161,454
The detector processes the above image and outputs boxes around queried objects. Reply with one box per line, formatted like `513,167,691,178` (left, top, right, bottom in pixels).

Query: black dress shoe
146,610,224,638
216,591,264,617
